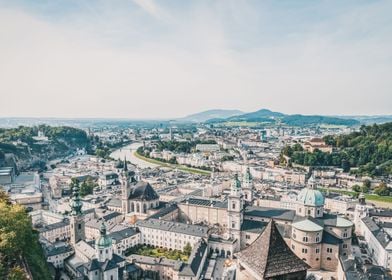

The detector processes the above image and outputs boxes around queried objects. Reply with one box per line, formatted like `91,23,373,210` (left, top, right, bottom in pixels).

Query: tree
374,182,390,196
361,180,371,193
8,267,28,280
352,184,361,193
79,177,97,197
183,242,192,256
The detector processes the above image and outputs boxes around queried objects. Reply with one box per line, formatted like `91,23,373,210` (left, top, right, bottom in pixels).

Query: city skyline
0,0,391,118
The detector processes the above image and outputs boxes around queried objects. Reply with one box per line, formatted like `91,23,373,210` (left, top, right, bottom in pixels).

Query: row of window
292,244,334,254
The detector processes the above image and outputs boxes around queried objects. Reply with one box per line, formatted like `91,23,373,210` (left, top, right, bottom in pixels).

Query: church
65,184,126,280
120,160,160,220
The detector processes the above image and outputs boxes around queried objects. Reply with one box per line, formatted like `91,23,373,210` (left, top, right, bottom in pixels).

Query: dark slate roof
180,197,227,209
244,206,296,221
109,228,138,243
241,220,267,234
179,239,208,277
148,204,178,220
236,220,309,279
128,181,159,201
44,243,73,257
322,230,343,245
362,217,391,248
102,259,118,271
85,259,100,271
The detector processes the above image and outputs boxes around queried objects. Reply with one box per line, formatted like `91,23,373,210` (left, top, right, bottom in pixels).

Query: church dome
297,188,325,207
96,223,112,249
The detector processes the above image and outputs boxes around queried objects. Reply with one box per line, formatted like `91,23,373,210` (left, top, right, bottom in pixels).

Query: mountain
207,108,360,126
180,109,244,122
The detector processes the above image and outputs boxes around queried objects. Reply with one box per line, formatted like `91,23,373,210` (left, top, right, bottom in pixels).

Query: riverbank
318,187,392,208
134,150,211,175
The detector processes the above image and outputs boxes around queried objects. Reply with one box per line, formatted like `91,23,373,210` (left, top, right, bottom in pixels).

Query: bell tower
121,157,130,214
70,182,85,246
227,174,243,252
242,167,254,204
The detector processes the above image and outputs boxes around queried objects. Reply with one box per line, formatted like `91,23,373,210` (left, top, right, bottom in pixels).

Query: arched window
143,203,147,213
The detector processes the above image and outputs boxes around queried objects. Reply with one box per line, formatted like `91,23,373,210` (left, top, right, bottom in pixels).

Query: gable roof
129,181,159,201
236,220,309,279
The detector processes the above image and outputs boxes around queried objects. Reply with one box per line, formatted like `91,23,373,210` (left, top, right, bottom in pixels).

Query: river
110,142,159,169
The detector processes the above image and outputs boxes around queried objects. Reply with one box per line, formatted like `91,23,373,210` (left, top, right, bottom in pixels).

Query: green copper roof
70,184,83,216
96,223,112,248
297,187,325,207
231,173,241,190
243,167,252,184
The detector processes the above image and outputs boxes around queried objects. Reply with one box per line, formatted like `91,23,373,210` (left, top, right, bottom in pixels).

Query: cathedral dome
297,188,324,207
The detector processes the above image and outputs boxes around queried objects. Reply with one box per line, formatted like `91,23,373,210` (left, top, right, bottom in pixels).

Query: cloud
0,1,391,118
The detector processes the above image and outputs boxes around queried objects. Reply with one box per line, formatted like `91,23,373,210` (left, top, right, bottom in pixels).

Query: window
316,248,320,254
307,210,311,215
232,203,236,209
303,236,308,242
316,258,319,261
316,237,320,242
232,222,235,228
343,233,348,238
302,248,307,254
293,233,296,239
246,235,250,240
327,248,333,253
327,257,332,261
292,244,295,250
78,224,81,230
343,244,347,249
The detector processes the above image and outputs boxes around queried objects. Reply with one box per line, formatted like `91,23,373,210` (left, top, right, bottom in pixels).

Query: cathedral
177,167,354,272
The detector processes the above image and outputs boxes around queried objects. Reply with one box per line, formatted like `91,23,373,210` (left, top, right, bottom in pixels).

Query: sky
0,0,391,119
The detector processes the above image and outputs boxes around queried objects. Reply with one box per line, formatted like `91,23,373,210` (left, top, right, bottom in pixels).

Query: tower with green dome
227,173,243,251
242,167,254,203
95,222,113,262
69,181,85,245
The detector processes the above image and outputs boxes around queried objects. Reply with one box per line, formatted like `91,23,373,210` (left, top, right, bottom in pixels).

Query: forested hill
0,125,91,171
0,191,51,279
281,122,392,176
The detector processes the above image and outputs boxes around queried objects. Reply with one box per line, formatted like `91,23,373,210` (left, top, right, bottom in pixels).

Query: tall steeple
121,157,130,214
242,167,254,203
227,173,243,252
69,181,85,245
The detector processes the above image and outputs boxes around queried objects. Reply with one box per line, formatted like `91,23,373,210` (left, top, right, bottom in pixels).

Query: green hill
281,122,392,176
0,125,91,171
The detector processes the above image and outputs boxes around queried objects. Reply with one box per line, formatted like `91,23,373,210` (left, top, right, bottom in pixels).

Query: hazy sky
0,0,391,118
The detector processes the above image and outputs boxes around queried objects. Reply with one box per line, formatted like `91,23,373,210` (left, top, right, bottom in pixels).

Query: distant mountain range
181,108,392,126
180,109,244,123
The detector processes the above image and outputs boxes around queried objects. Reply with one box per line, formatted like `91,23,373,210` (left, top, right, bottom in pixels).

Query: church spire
124,156,128,172
70,181,83,216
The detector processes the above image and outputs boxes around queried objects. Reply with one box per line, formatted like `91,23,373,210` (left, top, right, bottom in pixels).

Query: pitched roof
236,220,309,279
128,181,159,201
